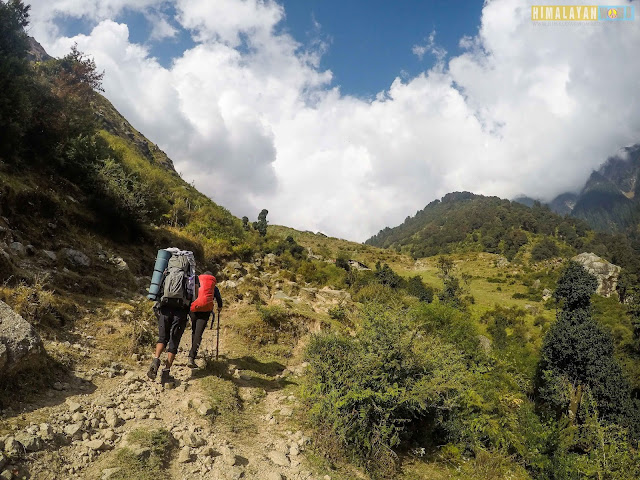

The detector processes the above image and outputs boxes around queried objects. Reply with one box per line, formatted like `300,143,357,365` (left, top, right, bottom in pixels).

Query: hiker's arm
214,286,223,311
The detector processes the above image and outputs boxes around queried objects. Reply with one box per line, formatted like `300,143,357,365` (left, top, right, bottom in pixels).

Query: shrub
531,238,560,261
304,305,471,477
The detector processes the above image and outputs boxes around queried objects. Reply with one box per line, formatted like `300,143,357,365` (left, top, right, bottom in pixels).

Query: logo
531,5,635,21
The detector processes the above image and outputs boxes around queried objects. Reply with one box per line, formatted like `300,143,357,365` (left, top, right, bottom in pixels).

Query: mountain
549,143,640,231
365,191,593,260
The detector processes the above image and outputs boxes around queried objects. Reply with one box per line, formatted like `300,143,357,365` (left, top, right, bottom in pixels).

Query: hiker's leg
189,312,210,359
166,307,188,369
189,312,197,356
152,306,169,359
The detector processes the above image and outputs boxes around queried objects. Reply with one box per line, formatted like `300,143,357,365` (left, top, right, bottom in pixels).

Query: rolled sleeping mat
147,249,172,300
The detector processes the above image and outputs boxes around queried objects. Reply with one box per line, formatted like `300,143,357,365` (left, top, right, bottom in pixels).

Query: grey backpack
161,255,193,306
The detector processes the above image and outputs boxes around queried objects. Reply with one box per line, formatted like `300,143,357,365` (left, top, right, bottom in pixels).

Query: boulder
0,300,44,378
572,253,621,297
9,242,25,256
60,248,91,268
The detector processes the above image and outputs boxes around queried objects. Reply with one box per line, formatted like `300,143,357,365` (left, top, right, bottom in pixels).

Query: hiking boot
160,368,176,386
147,357,161,380
187,357,198,369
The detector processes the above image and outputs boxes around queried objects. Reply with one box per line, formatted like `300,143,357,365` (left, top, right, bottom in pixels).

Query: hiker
188,270,223,368
147,249,199,385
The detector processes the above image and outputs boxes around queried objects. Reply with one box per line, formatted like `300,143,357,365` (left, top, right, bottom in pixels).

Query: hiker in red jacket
188,271,223,367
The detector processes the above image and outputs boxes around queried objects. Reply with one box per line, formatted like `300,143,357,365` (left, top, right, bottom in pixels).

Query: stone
60,248,91,268
108,256,128,271
542,288,553,301
0,300,44,378
64,423,83,438
572,252,621,297
25,245,35,256
197,402,213,416
9,242,25,256
266,473,284,480
219,445,237,466
14,432,41,452
184,433,205,448
0,469,12,480
279,407,293,417
268,451,290,467
178,446,192,463
41,250,57,262
66,400,82,413
3,437,20,456
0,454,5,471
86,439,108,451
104,409,121,428
101,467,122,479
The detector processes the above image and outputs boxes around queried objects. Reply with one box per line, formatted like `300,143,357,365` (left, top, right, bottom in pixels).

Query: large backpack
160,255,193,307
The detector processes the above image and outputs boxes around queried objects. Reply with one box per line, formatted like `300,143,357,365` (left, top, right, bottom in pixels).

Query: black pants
189,311,212,359
157,305,188,354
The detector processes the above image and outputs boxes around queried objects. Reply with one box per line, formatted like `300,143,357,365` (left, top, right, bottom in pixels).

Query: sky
24,0,640,241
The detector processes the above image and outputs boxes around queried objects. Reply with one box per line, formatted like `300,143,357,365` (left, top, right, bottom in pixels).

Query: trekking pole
215,311,221,361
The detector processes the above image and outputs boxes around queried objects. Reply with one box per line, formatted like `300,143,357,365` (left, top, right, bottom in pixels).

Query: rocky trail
0,303,333,480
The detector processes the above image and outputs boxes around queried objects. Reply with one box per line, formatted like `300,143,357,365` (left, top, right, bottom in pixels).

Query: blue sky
52,0,484,98
278,0,484,97
30,0,640,240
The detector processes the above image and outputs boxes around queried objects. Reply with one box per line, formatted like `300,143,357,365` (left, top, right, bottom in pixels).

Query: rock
184,433,205,448
219,445,237,466
104,409,121,428
197,402,213,416
268,451,290,467
86,439,108,451
25,244,35,256
572,252,621,297
101,467,122,479
542,288,553,301
178,446,192,463
64,423,83,439
41,250,57,262
0,454,5,471
108,256,128,271
66,400,82,413
266,473,284,480
229,261,243,271
0,469,12,480
9,242,25,256
14,433,41,452
495,256,509,267
3,437,20,456
279,407,293,417
60,248,91,268
0,300,44,378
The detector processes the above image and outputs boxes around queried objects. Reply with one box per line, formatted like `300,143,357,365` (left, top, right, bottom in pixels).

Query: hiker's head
203,270,213,276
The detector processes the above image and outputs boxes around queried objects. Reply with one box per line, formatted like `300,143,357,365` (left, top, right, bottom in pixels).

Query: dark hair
203,270,213,276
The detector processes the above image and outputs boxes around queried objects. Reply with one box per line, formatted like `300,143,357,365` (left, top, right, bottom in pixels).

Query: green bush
304,305,471,477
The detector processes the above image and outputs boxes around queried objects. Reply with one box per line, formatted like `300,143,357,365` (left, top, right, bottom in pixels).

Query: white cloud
412,30,447,62
147,12,178,41
29,0,640,241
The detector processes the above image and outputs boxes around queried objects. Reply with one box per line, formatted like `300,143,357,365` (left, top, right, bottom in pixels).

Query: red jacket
190,274,217,312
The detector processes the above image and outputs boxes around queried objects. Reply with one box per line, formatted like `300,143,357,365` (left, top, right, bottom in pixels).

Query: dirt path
0,306,330,480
